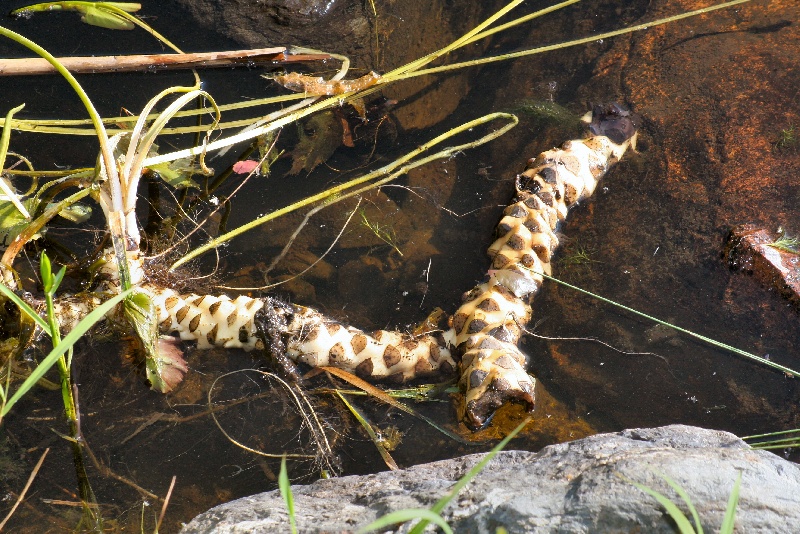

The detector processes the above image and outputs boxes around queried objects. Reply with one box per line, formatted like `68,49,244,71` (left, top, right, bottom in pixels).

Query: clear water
1,0,797,531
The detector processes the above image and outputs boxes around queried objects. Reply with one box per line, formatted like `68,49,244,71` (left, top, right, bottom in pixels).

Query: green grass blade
0,104,31,219
334,390,399,471
0,283,49,331
720,472,742,534
170,112,517,270
359,509,453,534
1,287,132,417
622,475,697,534
407,417,530,534
537,271,800,378
657,472,704,534
279,456,297,534
741,428,800,441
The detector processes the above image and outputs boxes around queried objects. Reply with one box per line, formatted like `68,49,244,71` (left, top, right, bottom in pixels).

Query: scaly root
454,103,639,427
36,103,638,430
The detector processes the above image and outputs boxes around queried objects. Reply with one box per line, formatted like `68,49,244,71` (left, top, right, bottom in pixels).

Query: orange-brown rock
724,223,800,308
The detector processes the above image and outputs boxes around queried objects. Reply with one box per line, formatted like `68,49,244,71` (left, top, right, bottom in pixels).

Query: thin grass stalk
0,186,93,266
121,85,200,189
278,456,298,534
382,0,525,78
402,418,530,534
0,27,119,206
0,93,306,133
390,0,751,80
0,448,49,530
334,390,400,471
124,88,219,213
466,0,583,43
746,436,800,449
741,428,800,441
720,472,741,534
0,288,133,418
0,25,137,295
170,112,517,269
536,270,800,377
0,104,31,219
621,473,699,534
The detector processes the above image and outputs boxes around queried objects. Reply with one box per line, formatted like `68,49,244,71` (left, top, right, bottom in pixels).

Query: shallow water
0,0,798,532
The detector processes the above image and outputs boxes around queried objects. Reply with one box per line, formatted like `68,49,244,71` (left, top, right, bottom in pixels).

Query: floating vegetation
772,123,797,153
767,227,800,254
359,208,404,256
511,99,584,137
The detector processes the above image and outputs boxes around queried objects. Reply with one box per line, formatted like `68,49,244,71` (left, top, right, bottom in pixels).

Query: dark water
0,0,797,532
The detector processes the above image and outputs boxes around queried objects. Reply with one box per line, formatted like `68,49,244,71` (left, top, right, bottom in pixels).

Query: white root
38,104,638,429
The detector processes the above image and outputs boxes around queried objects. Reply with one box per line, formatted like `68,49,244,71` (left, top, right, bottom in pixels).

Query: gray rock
181,425,800,533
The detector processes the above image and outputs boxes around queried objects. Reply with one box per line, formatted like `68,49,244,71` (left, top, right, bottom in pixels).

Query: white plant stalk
41,104,637,427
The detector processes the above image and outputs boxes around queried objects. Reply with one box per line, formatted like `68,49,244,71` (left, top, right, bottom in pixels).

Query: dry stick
81,440,160,501
0,448,49,530
155,476,177,533
0,48,330,76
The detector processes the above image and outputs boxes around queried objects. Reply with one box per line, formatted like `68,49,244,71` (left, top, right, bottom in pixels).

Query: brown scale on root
452,102,639,428
146,285,458,384
39,104,637,430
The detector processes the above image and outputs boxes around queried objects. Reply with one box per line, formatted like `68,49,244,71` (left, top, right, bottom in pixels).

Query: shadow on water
1,0,799,531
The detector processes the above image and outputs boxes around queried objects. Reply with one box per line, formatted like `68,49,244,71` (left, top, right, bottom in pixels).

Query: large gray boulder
181,425,800,533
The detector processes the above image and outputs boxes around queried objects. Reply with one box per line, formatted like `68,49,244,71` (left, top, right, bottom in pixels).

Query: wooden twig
0,447,49,531
156,476,177,533
0,48,330,76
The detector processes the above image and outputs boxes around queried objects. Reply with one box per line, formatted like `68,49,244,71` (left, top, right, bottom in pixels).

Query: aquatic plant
0,0,772,528
623,470,741,534
767,227,800,254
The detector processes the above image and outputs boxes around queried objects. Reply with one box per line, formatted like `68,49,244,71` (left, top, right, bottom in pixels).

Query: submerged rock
180,425,800,533
724,223,800,308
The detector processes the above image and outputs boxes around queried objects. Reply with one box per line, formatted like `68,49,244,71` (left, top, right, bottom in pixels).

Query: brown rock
724,223,800,308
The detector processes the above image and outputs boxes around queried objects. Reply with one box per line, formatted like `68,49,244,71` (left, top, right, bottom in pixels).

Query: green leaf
51,266,67,295
359,509,453,534
279,456,297,534
0,198,41,247
81,5,134,30
147,161,201,189
1,287,133,417
658,472,704,534
719,471,741,534
407,418,530,534
0,282,49,332
622,475,697,534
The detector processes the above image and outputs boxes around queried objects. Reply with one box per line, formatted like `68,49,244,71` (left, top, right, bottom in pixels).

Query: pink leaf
232,160,260,175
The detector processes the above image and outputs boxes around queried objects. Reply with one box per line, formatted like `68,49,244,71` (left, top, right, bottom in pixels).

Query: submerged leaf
289,111,343,175
81,5,135,30
0,198,39,247
232,160,260,175
124,291,187,392
11,2,141,29
147,160,202,189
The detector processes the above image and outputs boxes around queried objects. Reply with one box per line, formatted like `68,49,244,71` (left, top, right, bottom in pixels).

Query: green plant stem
537,271,800,377
169,112,517,270
0,25,135,294
404,418,530,534
390,0,750,81
741,428,800,441
0,104,31,219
